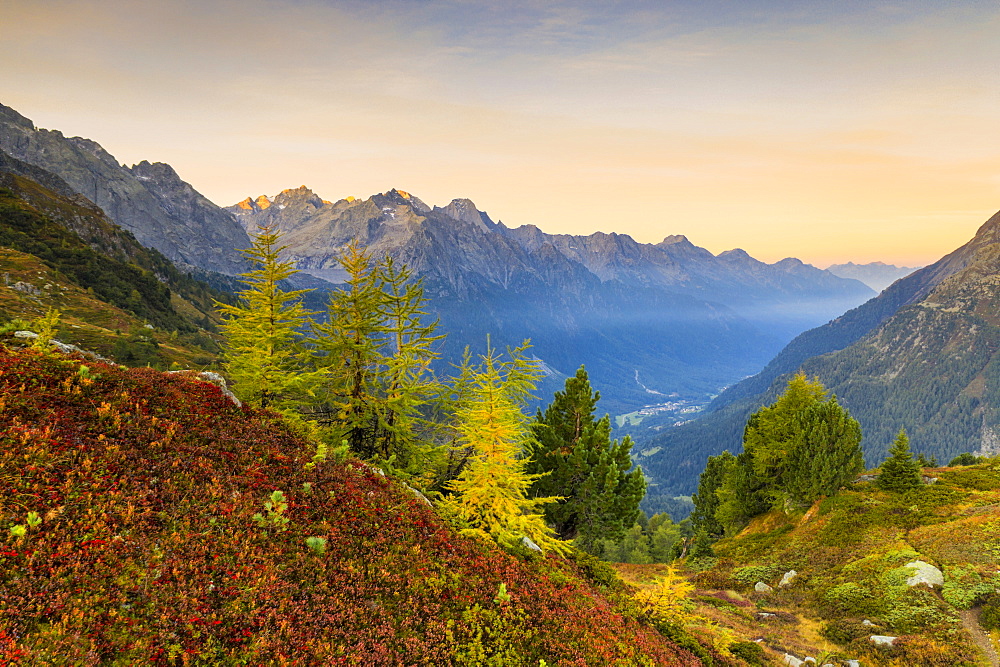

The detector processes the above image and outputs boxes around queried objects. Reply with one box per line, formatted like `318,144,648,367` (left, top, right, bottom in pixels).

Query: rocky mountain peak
233,196,273,213
971,208,1000,246
0,103,34,130
130,160,180,182
438,198,494,232
658,234,691,247
378,188,430,213
717,248,753,261
273,185,324,209
65,136,121,169
773,257,806,269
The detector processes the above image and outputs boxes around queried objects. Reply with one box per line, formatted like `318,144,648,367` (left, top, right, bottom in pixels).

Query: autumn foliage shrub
0,345,703,665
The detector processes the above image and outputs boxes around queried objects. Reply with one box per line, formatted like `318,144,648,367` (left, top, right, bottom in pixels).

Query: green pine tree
744,373,828,484
620,523,653,564
715,449,770,536
716,373,863,533
216,225,316,416
877,429,922,492
782,398,863,505
525,366,646,549
690,450,734,539
648,513,682,562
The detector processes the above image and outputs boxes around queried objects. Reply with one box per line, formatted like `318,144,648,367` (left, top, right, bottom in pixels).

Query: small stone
13,330,38,339
405,484,433,507
904,560,944,588
11,281,41,296
870,635,897,646
755,581,773,593
783,654,804,666
521,536,542,553
862,619,875,626
779,570,798,587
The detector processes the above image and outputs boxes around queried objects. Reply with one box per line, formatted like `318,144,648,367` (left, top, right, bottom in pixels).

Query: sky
3,0,1000,267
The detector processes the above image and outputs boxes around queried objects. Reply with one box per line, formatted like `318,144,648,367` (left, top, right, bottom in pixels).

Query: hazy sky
4,0,999,266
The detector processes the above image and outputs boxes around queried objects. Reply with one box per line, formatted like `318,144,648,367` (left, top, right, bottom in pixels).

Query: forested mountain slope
640,208,1000,495
0,162,226,364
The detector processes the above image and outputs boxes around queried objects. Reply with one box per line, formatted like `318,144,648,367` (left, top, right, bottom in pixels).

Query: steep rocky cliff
0,103,250,274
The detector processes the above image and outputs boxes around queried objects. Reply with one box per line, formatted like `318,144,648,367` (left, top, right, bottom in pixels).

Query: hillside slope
0,345,709,665
0,167,227,366
684,463,1000,666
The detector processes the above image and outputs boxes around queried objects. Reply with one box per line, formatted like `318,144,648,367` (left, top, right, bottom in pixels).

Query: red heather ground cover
0,346,703,666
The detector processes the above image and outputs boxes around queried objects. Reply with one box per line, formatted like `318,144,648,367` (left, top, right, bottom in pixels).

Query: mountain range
0,104,250,275
826,261,920,293
228,185,874,411
0,101,874,416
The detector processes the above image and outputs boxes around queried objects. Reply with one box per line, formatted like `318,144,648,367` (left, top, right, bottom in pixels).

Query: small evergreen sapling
253,490,290,531
633,566,695,624
877,429,922,492
31,307,60,351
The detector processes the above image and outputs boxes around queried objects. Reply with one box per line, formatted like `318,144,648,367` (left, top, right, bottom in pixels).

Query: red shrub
0,347,702,665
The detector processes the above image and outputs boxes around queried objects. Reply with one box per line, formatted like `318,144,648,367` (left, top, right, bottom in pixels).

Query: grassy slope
0,170,229,330
0,175,225,368
0,345,708,666
0,247,214,367
671,468,1000,666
